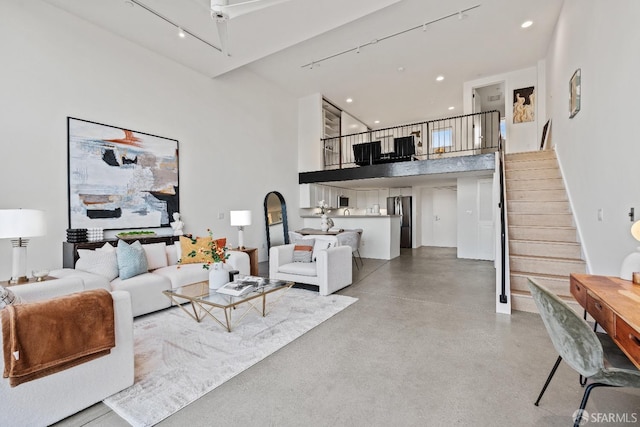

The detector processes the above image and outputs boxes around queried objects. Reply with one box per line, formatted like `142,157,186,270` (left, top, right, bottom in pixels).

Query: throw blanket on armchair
1,289,115,387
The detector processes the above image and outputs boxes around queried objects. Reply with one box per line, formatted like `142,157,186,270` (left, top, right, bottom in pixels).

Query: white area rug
103,289,357,427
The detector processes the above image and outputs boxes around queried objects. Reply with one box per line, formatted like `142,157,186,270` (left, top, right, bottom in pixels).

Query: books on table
216,276,265,296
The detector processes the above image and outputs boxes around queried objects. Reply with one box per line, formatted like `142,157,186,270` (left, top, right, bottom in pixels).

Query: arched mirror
264,191,289,252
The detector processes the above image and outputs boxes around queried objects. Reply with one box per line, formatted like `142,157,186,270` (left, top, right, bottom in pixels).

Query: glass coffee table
162,279,294,332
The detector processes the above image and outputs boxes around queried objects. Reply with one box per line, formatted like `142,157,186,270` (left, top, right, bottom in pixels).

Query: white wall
341,111,368,135
457,176,495,260
464,66,540,153
0,1,299,275
545,0,640,275
298,93,323,172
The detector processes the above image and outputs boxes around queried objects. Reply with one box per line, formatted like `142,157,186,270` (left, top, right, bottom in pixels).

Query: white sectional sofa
13,239,250,317
0,288,134,426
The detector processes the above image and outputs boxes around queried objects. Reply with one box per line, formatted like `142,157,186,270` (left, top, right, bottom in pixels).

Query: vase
208,262,228,290
320,214,329,232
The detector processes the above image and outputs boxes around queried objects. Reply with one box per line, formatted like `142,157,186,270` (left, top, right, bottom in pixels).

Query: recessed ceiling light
448,106,455,110
346,98,353,103
178,27,186,38
521,20,533,28
397,66,405,72
436,75,444,82
374,120,380,124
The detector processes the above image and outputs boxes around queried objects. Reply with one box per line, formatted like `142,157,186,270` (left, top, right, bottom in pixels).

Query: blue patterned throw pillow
116,239,149,280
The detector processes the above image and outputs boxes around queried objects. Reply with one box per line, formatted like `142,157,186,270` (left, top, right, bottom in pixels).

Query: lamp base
620,249,640,280
9,276,28,285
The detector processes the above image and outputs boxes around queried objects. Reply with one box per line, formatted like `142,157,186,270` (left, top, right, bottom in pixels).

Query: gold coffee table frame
162,279,294,332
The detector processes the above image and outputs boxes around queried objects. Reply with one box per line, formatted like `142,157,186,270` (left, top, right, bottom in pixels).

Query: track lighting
128,0,222,52
302,4,480,69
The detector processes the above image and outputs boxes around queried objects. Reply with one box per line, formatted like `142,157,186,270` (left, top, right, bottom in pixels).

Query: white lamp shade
230,210,252,227
0,209,46,239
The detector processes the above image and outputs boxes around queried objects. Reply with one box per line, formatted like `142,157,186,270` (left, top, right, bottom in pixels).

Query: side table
2,276,57,287
233,247,258,276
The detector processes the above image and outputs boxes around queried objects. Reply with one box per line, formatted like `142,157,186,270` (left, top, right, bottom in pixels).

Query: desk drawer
570,276,587,307
615,316,640,367
586,291,614,332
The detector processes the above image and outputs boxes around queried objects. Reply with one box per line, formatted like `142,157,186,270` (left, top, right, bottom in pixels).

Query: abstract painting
513,86,535,123
68,117,179,230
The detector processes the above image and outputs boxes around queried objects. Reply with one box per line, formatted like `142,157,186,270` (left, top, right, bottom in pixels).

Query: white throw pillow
76,246,119,281
142,242,168,271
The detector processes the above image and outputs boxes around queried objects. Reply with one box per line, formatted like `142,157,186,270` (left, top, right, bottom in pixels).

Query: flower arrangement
318,200,329,215
185,229,230,270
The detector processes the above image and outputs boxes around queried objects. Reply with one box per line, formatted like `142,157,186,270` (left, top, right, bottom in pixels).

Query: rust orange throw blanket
2,289,115,387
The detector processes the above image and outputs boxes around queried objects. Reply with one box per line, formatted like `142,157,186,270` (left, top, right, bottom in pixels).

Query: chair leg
534,355,562,406
352,253,360,270
573,383,616,427
355,249,363,267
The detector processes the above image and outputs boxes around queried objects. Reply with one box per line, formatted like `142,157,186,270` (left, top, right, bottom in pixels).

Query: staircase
505,150,585,312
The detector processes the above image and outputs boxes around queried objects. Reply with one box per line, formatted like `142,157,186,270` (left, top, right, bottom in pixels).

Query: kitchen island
301,215,401,260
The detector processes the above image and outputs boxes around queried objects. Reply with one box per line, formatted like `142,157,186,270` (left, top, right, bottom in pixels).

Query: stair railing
498,136,508,305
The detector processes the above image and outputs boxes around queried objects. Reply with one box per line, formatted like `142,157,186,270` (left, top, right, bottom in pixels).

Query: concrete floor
56,247,640,427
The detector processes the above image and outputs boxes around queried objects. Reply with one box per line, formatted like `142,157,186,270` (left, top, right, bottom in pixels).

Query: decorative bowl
32,269,50,281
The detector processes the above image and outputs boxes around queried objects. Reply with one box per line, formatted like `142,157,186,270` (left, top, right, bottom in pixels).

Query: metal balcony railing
322,110,501,169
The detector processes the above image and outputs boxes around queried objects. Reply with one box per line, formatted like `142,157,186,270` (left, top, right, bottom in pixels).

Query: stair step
508,200,571,214
510,255,586,276
506,178,565,191
506,150,557,161
506,189,568,201
510,272,571,297
505,158,558,170
509,239,582,258
508,213,574,227
505,168,562,180
511,290,581,314
509,226,578,243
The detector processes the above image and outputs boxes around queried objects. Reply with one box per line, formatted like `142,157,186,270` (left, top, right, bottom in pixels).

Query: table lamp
620,220,640,280
0,209,46,284
230,210,251,249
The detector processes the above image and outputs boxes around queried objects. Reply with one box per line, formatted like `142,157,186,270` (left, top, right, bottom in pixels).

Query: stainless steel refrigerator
387,196,412,248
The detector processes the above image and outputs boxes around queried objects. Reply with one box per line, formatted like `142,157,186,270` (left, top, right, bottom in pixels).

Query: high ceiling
43,0,563,129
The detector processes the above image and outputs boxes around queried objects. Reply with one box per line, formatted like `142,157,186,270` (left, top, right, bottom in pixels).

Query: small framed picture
569,69,581,118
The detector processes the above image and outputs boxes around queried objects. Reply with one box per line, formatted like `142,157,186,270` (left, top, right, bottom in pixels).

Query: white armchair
269,244,352,296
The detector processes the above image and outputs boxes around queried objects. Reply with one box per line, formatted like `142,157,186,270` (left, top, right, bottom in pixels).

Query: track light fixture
302,4,481,69
129,0,222,52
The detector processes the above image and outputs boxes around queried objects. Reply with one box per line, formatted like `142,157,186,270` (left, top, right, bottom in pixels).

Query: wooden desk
233,247,258,276
570,273,640,369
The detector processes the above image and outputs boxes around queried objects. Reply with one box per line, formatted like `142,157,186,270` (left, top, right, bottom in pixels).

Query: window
431,127,453,152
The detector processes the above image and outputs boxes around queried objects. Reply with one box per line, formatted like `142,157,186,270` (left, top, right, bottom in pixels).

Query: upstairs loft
299,110,502,185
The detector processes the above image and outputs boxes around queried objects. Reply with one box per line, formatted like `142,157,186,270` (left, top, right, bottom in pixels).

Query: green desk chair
528,279,640,427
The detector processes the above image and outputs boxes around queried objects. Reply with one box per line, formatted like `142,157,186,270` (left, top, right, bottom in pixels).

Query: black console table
63,235,179,268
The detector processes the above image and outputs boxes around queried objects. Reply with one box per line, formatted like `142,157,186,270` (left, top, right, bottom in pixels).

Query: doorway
432,187,457,247
473,82,506,147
